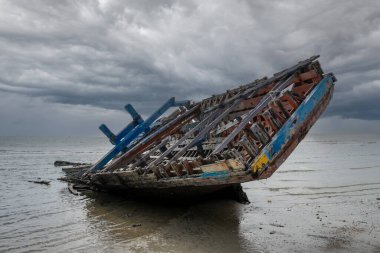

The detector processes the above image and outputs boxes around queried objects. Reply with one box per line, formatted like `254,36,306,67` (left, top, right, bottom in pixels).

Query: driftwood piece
28,179,50,185
68,184,80,195
54,160,91,167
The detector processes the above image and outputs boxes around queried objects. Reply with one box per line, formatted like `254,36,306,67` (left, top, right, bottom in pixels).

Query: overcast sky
0,0,379,136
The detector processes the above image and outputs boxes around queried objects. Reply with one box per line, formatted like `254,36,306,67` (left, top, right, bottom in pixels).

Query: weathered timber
59,56,336,202
54,160,91,167
28,179,50,185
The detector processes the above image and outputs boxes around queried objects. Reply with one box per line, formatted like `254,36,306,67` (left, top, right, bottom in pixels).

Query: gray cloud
0,0,380,135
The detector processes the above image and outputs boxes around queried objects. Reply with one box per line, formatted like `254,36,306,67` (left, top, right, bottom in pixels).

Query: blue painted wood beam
112,105,143,144
113,120,142,145
124,104,141,122
99,104,143,145
90,97,178,172
99,124,116,142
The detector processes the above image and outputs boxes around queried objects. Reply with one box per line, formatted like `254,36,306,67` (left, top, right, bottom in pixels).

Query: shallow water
0,134,379,252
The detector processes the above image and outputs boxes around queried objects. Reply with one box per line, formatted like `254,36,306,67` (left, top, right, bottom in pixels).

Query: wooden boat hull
59,56,337,202
88,75,335,199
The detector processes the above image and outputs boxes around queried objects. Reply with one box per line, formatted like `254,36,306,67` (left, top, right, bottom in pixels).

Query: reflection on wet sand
84,193,247,253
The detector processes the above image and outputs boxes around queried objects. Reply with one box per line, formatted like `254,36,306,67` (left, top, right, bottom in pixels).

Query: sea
0,134,379,252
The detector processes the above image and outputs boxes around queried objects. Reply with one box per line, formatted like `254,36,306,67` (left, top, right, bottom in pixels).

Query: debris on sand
54,160,91,167
68,183,80,196
270,223,285,228
28,179,50,185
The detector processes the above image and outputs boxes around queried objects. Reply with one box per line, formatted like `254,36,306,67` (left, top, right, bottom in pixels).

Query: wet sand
0,134,379,252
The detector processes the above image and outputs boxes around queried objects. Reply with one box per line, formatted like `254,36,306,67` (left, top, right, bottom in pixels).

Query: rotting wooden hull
258,77,334,180
61,56,336,201
87,75,335,199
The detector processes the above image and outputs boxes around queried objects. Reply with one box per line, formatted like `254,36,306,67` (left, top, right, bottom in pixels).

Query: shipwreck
60,55,336,202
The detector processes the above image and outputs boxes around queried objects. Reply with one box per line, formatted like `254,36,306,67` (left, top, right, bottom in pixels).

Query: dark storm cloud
0,0,379,120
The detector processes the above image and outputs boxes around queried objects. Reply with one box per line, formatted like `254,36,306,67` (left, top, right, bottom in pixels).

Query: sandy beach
1,134,379,252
